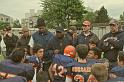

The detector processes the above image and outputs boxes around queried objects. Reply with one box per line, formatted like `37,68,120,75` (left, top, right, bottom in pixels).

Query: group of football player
49,44,124,82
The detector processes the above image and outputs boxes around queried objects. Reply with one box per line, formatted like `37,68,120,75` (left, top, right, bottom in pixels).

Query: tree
120,12,124,21
40,0,87,28
83,11,96,23
83,7,96,23
13,19,21,28
95,6,109,23
0,21,10,30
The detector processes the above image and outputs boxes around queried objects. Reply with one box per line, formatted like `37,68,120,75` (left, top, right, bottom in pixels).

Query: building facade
0,13,13,26
21,9,42,28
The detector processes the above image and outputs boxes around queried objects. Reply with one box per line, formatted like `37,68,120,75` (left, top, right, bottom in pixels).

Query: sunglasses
38,28,42,29
21,31,28,34
109,24,116,26
38,27,45,29
56,31,63,33
3,30,6,31
83,24,90,27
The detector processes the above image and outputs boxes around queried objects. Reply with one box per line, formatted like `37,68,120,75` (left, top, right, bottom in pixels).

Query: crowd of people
0,18,124,82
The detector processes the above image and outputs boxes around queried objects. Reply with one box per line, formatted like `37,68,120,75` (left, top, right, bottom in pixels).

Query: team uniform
26,55,43,72
53,54,109,82
52,54,76,82
68,59,97,82
111,66,124,77
0,76,27,82
109,65,124,82
107,77,124,82
0,59,34,81
52,45,76,68
52,54,75,67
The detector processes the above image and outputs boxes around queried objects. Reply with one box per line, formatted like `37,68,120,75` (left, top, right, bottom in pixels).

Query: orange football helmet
64,45,76,58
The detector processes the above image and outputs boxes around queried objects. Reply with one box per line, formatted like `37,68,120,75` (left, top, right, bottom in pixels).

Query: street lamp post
29,20,33,28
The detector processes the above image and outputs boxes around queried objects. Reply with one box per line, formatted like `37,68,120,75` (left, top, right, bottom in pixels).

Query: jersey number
74,75,84,82
74,74,96,82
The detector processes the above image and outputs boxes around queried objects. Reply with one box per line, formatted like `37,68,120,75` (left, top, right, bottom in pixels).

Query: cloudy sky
0,0,41,19
0,0,124,20
84,0,124,19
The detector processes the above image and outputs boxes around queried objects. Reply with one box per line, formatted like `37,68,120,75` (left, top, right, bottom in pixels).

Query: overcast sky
84,0,124,19
0,0,124,20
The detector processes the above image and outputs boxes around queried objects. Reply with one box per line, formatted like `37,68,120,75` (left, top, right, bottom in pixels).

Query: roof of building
0,13,12,18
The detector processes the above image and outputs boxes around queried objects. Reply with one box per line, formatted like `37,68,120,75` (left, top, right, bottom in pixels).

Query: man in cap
0,48,34,81
65,26,77,41
73,20,99,47
32,18,54,59
99,19,124,63
31,18,54,82
16,27,31,55
47,26,72,55
32,18,54,49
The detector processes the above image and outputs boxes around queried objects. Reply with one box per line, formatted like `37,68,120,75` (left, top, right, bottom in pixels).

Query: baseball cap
109,19,119,25
5,27,11,31
21,27,29,32
19,27,29,34
37,18,46,27
69,26,77,31
56,27,64,32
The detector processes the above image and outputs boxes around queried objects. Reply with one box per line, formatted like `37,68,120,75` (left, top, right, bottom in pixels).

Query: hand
73,33,78,39
104,37,111,42
7,33,12,37
107,38,114,44
109,73,117,79
104,38,114,44
3,32,8,37
52,64,64,77
104,37,117,42
103,41,109,46
54,49,60,54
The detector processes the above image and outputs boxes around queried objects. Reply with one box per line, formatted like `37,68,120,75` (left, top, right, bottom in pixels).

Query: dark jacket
65,32,73,41
3,34,18,56
16,35,31,49
0,59,34,81
26,55,49,82
47,35,72,55
73,31,99,47
99,31,124,62
32,31,54,71
32,31,54,50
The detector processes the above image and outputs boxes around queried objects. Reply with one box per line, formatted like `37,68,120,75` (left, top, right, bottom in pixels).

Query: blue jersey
0,59,34,81
0,76,27,82
52,54,75,82
107,77,124,82
111,66,124,77
26,55,40,64
70,59,97,82
52,54,75,67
